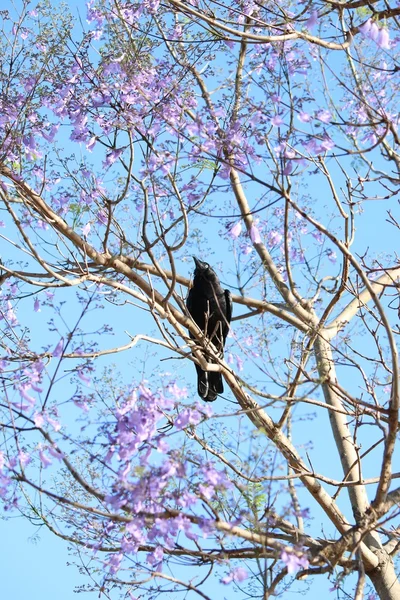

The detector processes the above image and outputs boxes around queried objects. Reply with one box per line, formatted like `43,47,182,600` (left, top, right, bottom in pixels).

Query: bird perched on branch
186,257,232,401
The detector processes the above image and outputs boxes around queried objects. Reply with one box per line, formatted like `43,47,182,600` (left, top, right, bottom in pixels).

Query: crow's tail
195,364,223,402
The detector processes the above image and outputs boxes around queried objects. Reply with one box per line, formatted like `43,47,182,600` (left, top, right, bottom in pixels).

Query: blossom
235,354,244,371
198,483,215,500
280,549,309,574
221,567,248,584
18,385,36,408
86,136,97,151
269,229,283,246
107,552,123,574
298,111,311,123
316,109,331,123
359,19,372,37
174,408,202,430
369,22,380,41
48,446,64,460
320,133,335,151
250,223,262,244
53,338,64,357
377,28,390,50
41,124,59,142
229,221,242,239
306,10,318,29
3,301,18,326
78,370,92,385
326,248,337,263
34,412,45,428
359,19,390,49
271,113,284,127
312,230,324,244
97,209,108,225
81,222,91,237
147,546,164,566
47,416,62,432
104,147,124,167
34,298,41,312
145,0,160,14
283,161,293,175
39,450,52,468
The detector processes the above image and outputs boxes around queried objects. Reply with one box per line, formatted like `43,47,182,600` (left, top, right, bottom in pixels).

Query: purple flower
53,338,64,357
306,10,318,29
198,483,215,500
104,147,124,167
271,114,284,127
86,136,97,151
146,0,160,14
47,416,61,432
269,229,283,246
23,134,36,151
107,553,123,574
311,231,324,244
177,490,198,508
78,370,91,385
235,355,244,371
362,131,377,146
250,223,262,244
280,549,309,574
377,28,390,49
320,133,335,151
96,209,108,226
240,242,253,255
18,451,31,467
326,248,337,263
3,300,18,326
34,298,41,313
34,412,45,428
81,222,91,237
229,221,242,239
316,109,331,123
41,124,59,142
18,385,36,408
298,111,311,123
283,161,293,175
147,546,163,566
369,22,379,41
48,445,63,460
39,450,52,468
174,408,202,430
359,19,372,37
221,567,248,584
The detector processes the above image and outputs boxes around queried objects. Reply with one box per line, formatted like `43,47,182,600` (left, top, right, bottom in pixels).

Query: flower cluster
359,20,390,49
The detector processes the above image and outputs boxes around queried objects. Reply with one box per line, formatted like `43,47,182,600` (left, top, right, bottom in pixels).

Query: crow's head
193,256,210,272
192,256,220,285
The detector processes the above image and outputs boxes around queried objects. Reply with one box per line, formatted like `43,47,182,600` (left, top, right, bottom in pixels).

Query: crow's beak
193,256,208,271
193,256,201,269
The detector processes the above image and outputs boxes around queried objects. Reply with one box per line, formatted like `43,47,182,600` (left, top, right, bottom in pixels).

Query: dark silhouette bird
186,257,232,401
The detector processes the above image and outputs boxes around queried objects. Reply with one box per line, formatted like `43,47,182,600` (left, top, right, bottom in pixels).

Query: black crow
186,257,232,401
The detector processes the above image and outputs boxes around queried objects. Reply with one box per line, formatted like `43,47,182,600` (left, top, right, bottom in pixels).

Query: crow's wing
186,287,193,313
225,289,232,323
222,289,232,342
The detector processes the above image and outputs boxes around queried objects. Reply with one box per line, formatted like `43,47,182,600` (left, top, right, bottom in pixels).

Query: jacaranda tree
1,1,400,598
